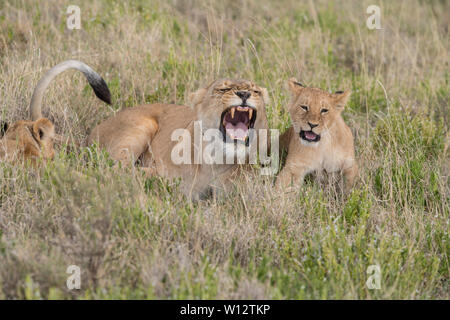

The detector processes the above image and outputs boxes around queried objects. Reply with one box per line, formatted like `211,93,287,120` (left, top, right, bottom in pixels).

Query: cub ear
261,87,270,104
332,90,351,110
0,121,8,138
287,77,305,93
32,118,55,142
188,87,208,107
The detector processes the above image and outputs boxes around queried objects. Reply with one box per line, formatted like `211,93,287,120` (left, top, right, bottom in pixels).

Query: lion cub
0,60,111,164
0,119,55,164
276,78,357,192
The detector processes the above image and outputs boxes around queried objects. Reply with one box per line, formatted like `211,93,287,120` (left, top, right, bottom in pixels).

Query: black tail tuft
88,76,112,105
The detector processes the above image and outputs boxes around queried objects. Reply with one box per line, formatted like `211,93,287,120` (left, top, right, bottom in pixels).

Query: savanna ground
0,0,448,299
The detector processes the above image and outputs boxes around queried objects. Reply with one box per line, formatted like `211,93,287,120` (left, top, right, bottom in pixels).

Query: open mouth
219,105,257,145
300,130,321,142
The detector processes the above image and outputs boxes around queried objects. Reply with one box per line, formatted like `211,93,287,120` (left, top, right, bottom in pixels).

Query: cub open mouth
219,105,257,144
300,130,321,142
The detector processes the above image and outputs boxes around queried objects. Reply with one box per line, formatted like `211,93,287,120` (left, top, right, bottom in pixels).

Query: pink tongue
225,122,248,140
305,131,317,140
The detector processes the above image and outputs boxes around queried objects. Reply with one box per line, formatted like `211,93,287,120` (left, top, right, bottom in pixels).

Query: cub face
190,79,269,146
287,78,351,146
0,118,55,162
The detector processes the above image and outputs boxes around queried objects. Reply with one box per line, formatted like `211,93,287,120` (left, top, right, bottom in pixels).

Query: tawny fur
0,118,55,165
276,78,358,192
87,79,270,200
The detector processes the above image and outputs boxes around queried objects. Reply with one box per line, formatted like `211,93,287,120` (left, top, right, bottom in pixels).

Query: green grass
0,0,448,299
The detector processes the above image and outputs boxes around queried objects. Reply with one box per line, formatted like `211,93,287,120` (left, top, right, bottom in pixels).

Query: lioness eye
253,90,261,94
218,88,230,92
300,105,308,111
321,109,329,114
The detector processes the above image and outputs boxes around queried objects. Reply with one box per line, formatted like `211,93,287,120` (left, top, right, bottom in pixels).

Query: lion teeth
230,107,235,119
248,109,253,120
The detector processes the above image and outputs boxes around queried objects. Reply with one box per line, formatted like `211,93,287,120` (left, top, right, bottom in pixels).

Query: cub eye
300,105,308,111
321,108,329,114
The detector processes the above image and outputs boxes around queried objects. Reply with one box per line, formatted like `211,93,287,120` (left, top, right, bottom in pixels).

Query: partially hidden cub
1,60,111,164
276,78,358,192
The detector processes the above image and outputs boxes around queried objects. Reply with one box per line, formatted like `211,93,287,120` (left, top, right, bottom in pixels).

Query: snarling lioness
2,60,111,164
83,79,269,199
276,78,357,192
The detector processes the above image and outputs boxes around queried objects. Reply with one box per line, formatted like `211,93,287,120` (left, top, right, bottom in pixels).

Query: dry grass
0,0,448,299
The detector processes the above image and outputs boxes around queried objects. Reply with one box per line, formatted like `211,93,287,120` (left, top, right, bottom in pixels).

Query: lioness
276,78,357,192
77,79,270,200
1,60,111,163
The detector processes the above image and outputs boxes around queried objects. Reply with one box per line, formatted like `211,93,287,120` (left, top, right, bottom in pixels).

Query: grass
0,0,448,299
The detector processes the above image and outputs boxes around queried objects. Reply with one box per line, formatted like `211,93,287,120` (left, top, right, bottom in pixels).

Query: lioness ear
188,88,208,107
287,77,305,94
32,118,55,142
333,90,351,110
261,87,270,104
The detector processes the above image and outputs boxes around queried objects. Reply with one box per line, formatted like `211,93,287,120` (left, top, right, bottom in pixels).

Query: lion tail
30,60,111,121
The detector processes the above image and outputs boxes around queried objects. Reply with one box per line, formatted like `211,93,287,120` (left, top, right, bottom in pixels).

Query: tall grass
0,0,448,299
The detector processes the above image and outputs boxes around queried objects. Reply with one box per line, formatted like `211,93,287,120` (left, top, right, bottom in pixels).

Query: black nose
308,122,318,129
236,91,251,101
